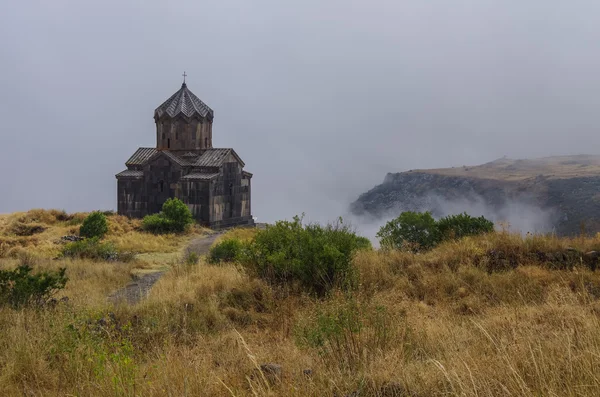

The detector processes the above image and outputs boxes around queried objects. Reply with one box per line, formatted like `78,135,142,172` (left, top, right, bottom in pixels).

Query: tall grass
1,216,600,396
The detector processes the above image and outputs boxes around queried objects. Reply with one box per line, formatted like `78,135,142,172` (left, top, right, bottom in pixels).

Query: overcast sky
1,0,600,226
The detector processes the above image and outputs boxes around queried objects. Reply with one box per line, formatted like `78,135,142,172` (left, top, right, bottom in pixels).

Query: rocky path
108,232,221,305
185,232,221,255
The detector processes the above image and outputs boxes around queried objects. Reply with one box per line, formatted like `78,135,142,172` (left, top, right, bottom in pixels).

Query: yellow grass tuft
106,231,188,254
215,227,258,245
0,210,208,260
2,220,600,395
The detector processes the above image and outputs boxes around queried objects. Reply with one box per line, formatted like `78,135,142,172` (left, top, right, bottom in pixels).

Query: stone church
116,79,254,229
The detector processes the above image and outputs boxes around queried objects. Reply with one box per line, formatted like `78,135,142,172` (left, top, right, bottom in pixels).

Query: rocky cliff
351,155,600,236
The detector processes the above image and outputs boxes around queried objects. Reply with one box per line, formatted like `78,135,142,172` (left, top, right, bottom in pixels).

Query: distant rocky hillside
351,155,600,236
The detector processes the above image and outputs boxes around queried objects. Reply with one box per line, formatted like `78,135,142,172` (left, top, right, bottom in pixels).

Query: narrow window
229,183,234,217
159,180,164,192
176,132,178,140
167,138,170,148
205,137,208,147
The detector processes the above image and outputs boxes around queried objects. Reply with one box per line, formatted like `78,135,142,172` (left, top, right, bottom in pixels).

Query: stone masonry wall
180,180,211,223
155,117,213,151
117,178,145,218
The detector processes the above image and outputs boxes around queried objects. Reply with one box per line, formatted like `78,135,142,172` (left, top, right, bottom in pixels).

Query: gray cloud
2,1,600,238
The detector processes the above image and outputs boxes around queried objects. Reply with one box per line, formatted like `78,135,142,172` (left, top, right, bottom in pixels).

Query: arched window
167,138,170,148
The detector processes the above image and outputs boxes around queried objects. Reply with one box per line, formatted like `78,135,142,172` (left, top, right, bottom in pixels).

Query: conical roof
154,83,213,120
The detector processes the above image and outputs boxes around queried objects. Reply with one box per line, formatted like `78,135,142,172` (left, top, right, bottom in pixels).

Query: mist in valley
2,1,600,240
351,193,557,244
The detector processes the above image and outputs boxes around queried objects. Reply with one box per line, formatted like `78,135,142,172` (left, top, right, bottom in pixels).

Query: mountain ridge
351,155,600,236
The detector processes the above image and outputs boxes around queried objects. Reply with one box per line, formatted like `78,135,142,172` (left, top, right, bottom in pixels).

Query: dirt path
108,233,221,305
185,232,221,255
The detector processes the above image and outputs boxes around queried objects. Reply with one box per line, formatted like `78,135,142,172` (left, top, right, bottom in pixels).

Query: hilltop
2,209,600,395
351,155,600,235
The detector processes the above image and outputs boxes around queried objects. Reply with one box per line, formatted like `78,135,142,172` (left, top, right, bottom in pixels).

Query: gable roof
181,172,220,181
115,169,143,178
124,147,245,168
181,152,200,159
155,83,213,120
125,147,158,166
162,150,190,167
194,148,245,167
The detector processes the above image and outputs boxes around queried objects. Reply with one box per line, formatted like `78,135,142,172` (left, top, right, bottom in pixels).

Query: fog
2,1,600,238
353,193,556,244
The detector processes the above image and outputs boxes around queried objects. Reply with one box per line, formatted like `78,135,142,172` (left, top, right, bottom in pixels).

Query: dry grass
0,209,207,262
215,227,259,244
416,154,600,180
106,215,211,254
0,210,82,258
107,231,190,254
2,217,600,396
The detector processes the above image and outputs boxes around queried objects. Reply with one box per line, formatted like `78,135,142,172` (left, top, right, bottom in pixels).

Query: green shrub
80,211,109,239
208,239,244,264
0,264,68,308
377,211,495,252
355,236,373,251
377,211,440,252
142,198,193,234
437,212,494,240
184,251,199,266
239,216,371,296
60,238,132,262
141,214,174,234
162,198,193,231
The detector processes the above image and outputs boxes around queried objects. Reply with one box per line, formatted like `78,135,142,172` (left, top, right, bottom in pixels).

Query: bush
355,236,373,251
437,212,494,240
184,251,199,266
79,211,109,239
378,211,495,252
60,237,132,262
377,211,440,252
142,198,193,234
208,239,244,264
162,198,193,230
0,264,68,308
240,216,371,296
142,214,174,234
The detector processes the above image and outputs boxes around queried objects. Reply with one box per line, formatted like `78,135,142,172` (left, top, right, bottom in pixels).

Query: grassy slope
2,211,600,395
412,154,600,181
0,210,210,304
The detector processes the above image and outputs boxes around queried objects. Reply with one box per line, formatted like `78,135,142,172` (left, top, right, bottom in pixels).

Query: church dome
154,82,214,120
